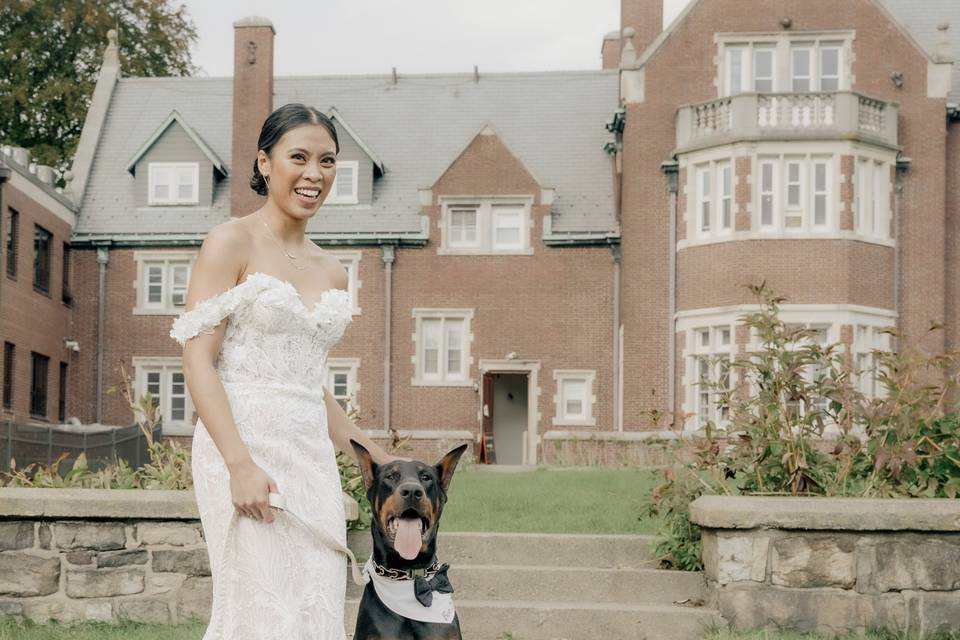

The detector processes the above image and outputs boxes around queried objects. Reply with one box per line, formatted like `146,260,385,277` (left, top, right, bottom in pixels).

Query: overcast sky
185,0,693,77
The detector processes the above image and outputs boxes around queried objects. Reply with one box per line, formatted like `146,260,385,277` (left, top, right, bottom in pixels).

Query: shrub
646,284,960,568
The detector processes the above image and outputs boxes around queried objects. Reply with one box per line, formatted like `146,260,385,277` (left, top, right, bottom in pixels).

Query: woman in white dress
170,103,401,639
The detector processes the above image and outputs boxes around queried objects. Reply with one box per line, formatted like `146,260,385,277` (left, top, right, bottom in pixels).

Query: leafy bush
646,285,960,568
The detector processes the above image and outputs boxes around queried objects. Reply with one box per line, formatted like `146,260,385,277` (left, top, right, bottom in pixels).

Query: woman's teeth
294,187,321,200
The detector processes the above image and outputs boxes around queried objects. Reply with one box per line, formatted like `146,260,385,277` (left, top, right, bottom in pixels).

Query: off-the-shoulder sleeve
169,279,259,346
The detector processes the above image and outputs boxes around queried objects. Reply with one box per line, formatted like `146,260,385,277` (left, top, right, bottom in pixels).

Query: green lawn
439,466,659,534
0,619,205,639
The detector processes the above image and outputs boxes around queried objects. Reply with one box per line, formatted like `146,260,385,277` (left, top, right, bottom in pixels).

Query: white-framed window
753,47,775,92
854,325,890,399
412,309,473,386
678,305,896,433
782,323,832,418
326,357,360,413
697,165,711,234
133,357,193,435
325,160,359,205
759,159,776,228
791,46,813,92
148,163,199,205
328,249,362,314
719,162,733,231
754,155,833,233
819,45,842,91
448,206,479,248
439,198,533,255
719,34,851,97
552,369,597,427
855,157,890,240
134,251,197,315
691,159,734,238
725,47,746,96
690,325,733,429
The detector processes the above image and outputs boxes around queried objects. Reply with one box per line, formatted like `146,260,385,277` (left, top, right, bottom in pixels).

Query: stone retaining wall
0,488,357,624
690,496,960,638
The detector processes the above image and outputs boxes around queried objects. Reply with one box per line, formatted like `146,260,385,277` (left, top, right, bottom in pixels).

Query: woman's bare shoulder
195,219,255,283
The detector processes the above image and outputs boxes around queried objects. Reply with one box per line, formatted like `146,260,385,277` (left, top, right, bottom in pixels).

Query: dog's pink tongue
395,518,422,559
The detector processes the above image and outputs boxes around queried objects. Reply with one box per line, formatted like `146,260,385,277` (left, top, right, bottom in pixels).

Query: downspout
95,246,109,423
381,245,395,435
0,164,9,337
611,243,622,431
894,154,910,345
662,160,680,424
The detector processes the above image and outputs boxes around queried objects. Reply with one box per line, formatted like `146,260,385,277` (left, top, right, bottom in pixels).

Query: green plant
646,284,960,569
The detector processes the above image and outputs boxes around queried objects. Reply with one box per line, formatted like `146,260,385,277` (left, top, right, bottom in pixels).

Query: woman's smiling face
258,123,338,217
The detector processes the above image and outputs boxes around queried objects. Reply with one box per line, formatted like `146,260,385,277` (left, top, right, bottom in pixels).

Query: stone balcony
675,91,899,154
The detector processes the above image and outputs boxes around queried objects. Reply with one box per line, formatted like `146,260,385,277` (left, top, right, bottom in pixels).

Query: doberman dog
350,440,467,640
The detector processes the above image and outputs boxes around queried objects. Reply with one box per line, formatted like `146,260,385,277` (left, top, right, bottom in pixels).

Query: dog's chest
364,559,456,624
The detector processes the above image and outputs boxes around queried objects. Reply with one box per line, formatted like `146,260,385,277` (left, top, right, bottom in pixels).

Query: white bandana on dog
362,558,456,624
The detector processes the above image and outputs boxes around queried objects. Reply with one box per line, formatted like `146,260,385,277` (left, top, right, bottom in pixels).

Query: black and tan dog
350,440,467,640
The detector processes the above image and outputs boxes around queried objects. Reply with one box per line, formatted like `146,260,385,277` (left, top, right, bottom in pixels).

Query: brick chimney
601,30,621,70
231,16,274,217
620,0,662,62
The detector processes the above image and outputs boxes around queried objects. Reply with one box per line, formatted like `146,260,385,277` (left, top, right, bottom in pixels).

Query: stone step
344,599,721,640
346,565,708,606
347,531,657,569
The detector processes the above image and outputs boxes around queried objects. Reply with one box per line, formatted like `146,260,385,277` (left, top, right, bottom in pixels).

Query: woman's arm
323,386,399,465
181,223,277,522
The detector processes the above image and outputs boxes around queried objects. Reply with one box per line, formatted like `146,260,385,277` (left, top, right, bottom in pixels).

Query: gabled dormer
125,111,228,208
325,107,384,206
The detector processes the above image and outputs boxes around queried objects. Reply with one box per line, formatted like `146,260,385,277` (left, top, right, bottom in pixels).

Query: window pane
699,168,711,232
727,48,743,95
335,165,354,197
753,49,774,91
147,265,163,304
445,320,463,377
493,208,523,247
176,167,194,202
333,372,348,396
563,380,585,417
761,162,775,225
791,48,811,92
820,47,841,91
422,319,440,375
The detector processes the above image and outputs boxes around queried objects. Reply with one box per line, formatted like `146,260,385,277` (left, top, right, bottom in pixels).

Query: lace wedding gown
170,271,353,639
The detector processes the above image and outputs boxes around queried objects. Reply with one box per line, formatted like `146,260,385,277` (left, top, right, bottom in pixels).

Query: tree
0,0,198,173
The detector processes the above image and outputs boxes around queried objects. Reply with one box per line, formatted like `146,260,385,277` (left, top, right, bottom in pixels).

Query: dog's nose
398,482,424,500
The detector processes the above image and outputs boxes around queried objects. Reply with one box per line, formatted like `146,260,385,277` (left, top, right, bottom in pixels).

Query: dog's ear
434,444,468,493
350,440,377,491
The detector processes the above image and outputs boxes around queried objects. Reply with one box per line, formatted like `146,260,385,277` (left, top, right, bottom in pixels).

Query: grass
439,466,659,534
0,618,205,639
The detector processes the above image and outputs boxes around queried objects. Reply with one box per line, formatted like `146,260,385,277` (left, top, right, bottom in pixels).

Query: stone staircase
344,531,721,640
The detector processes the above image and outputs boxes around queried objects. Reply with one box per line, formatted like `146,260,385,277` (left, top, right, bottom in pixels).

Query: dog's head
350,441,467,566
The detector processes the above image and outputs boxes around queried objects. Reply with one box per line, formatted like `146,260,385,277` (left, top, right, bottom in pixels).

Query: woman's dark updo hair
250,103,340,196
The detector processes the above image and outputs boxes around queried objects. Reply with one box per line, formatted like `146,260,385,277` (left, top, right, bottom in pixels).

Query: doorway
479,360,539,465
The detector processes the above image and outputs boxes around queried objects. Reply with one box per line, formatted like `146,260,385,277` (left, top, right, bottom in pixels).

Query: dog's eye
386,472,401,482
419,473,432,483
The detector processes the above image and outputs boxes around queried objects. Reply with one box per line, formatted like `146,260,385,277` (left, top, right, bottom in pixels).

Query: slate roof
882,0,960,104
75,70,620,239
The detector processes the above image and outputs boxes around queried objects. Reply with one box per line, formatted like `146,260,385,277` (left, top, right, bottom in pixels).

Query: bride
170,103,401,639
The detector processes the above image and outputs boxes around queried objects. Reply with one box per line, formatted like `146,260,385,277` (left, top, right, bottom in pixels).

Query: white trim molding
327,249,362,315
132,356,194,436
326,357,360,414
551,369,597,427
411,308,475,387
133,250,198,315
437,196,535,255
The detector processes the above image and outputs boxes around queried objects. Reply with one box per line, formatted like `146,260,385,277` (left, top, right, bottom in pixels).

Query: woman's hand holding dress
229,458,279,523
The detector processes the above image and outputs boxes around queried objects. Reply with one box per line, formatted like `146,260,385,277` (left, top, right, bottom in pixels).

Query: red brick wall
619,0,947,427
0,182,73,424
947,122,960,353
230,21,273,218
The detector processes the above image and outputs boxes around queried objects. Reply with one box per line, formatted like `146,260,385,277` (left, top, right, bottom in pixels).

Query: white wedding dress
170,271,353,639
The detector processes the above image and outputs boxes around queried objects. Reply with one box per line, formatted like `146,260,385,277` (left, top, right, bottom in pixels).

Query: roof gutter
69,230,430,248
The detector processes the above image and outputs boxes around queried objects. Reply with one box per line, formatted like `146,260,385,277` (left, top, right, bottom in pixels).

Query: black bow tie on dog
413,563,454,607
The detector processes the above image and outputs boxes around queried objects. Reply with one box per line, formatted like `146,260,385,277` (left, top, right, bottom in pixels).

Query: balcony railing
676,91,898,153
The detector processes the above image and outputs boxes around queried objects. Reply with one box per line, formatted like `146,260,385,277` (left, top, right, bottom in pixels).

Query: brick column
230,17,274,218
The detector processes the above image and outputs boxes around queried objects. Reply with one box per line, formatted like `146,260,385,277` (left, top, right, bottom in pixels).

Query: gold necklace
258,211,308,271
